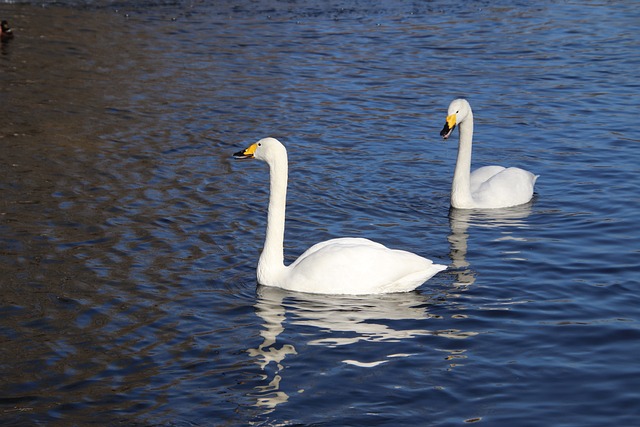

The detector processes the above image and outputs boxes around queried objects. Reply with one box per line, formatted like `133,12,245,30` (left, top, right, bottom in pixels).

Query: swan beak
440,114,457,140
233,142,258,159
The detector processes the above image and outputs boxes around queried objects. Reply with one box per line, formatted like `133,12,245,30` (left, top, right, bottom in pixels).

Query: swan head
440,98,471,140
233,137,287,164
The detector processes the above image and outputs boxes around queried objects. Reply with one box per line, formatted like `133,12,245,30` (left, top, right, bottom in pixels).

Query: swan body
234,137,446,295
440,99,539,209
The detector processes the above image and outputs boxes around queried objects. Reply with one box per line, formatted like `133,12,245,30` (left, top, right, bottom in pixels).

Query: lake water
1,1,639,425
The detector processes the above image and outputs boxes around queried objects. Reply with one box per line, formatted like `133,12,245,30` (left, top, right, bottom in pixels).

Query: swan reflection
448,201,534,288
246,285,476,411
246,202,536,411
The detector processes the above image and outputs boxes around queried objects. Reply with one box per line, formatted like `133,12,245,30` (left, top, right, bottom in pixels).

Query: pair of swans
233,99,538,295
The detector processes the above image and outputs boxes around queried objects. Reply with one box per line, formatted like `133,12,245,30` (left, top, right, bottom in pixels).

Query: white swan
440,98,539,209
233,137,446,295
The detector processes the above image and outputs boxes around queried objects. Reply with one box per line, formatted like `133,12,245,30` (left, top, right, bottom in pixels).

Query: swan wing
473,167,538,208
292,237,386,262
285,238,446,295
470,166,506,194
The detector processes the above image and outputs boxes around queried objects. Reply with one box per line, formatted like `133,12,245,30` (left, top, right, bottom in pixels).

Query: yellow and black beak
233,142,258,159
440,113,457,140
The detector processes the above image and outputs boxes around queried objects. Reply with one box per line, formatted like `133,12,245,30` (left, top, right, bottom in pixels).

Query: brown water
1,6,236,421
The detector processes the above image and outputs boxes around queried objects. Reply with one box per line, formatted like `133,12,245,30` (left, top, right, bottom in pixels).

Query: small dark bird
1,20,14,41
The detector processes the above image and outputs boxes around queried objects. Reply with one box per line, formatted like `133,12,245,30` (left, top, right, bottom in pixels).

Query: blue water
1,1,639,425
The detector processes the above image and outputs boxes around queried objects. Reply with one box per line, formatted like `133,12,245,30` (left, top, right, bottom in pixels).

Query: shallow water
1,1,639,425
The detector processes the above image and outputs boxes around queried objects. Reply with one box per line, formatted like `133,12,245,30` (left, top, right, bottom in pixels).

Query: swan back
471,167,538,208
285,238,446,295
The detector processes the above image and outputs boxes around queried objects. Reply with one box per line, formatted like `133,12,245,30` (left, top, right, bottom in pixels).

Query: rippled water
1,1,639,425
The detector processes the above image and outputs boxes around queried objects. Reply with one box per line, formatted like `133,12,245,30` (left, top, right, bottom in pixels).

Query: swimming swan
440,99,539,209
233,137,446,295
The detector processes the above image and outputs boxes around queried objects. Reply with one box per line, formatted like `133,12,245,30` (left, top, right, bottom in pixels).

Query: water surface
1,1,639,425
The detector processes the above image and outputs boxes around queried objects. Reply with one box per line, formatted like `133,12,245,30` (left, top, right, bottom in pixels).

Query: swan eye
258,143,262,146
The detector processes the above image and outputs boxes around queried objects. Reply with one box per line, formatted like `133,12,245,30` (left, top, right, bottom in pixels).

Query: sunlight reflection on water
247,285,480,411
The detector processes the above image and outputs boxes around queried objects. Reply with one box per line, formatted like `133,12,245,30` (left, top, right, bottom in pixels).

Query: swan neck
258,154,287,282
451,113,474,208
